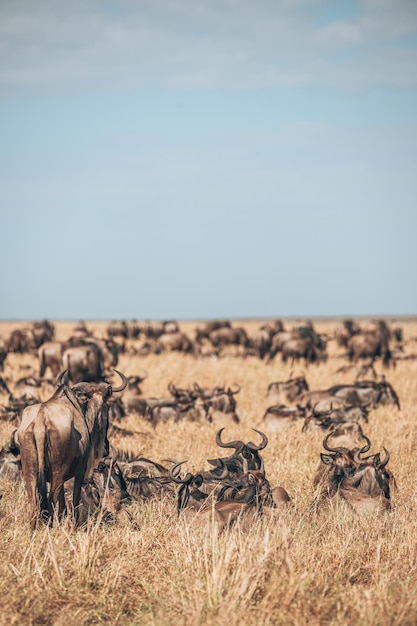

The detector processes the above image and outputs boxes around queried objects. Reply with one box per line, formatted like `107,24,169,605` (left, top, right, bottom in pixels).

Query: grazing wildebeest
17,370,127,528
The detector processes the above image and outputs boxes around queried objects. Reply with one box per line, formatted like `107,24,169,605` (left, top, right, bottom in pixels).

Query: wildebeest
266,376,309,404
208,327,248,352
247,328,273,360
347,331,392,368
207,428,269,477
157,332,195,354
62,338,118,383
194,320,231,344
170,461,282,529
0,430,21,481
17,369,127,528
313,433,394,515
261,404,305,432
192,383,241,424
39,341,64,378
299,378,400,411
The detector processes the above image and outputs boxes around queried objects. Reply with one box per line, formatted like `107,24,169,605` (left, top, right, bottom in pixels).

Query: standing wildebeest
39,341,63,378
157,332,195,354
17,370,127,528
248,328,273,360
208,327,248,352
334,319,360,348
347,330,392,368
62,339,118,383
62,343,103,383
194,320,231,344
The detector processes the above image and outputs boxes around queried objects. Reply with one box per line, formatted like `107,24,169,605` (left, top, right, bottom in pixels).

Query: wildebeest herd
0,316,412,529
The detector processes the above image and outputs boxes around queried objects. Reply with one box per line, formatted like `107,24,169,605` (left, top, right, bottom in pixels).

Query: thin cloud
0,0,416,93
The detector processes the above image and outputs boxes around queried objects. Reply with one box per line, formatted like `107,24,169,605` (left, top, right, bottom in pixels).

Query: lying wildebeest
208,428,268,475
0,430,21,481
17,369,127,528
266,375,309,404
313,433,394,515
192,383,241,424
261,404,305,432
299,378,400,411
302,402,369,433
171,460,289,530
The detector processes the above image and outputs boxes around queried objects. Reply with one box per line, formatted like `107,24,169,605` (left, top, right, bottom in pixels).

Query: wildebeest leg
50,479,66,525
72,473,85,526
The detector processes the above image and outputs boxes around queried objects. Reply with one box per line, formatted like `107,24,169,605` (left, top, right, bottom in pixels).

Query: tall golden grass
0,319,416,626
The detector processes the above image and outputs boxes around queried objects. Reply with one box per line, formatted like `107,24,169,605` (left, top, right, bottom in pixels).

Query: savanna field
1,318,417,626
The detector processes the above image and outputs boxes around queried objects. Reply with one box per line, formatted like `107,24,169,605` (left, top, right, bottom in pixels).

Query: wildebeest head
0,430,21,481
208,428,268,475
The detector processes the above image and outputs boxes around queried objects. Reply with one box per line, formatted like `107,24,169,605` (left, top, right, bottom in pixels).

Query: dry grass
1,319,417,626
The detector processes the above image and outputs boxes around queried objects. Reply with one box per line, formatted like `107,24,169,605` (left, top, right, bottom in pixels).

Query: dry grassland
0,319,417,626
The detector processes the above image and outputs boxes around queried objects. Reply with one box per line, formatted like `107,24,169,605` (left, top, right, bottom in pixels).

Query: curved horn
111,370,127,393
377,447,390,468
10,429,19,451
215,428,243,450
359,434,372,454
216,458,229,480
229,383,241,395
57,369,68,386
322,433,349,454
312,402,321,418
246,429,268,451
168,461,193,484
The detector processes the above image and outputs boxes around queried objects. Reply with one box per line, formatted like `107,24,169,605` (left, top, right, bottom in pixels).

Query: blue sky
1,0,416,320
